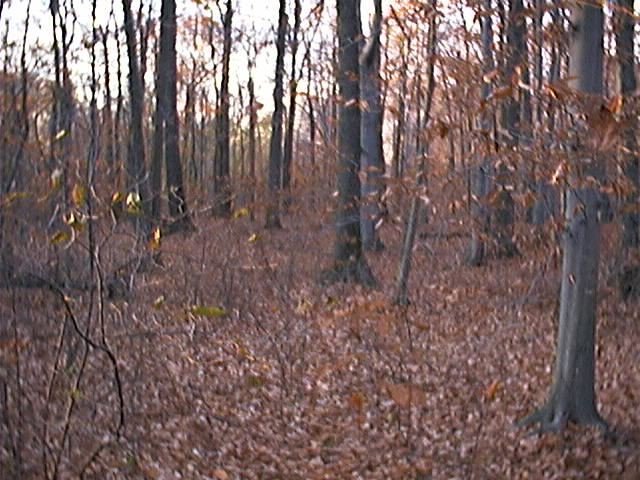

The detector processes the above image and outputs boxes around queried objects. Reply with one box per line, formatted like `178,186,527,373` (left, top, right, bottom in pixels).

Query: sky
0,0,354,113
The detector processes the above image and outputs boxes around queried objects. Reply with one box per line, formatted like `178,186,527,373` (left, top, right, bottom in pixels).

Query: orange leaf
384,382,426,408
606,95,623,114
213,468,229,480
348,391,366,412
485,380,501,402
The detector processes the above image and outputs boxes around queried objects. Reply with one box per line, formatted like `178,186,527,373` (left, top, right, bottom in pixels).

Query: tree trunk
265,0,287,229
617,0,639,248
213,0,233,217
122,0,152,238
468,0,494,266
518,2,607,434
162,0,190,226
393,4,437,305
493,0,523,258
360,0,385,252
248,65,257,220
322,0,374,286
282,0,301,207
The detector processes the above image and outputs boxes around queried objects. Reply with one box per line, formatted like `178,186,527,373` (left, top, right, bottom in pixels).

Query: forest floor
2,184,640,479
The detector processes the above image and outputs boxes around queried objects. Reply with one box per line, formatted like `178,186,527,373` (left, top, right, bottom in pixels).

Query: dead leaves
383,381,427,408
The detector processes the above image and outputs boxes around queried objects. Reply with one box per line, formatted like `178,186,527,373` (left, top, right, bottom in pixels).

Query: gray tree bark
213,0,233,217
468,0,494,266
122,0,152,238
322,0,374,286
393,3,437,305
518,3,608,433
162,0,190,227
360,0,385,252
616,0,639,248
282,0,301,207
265,0,287,229
493,0,523,258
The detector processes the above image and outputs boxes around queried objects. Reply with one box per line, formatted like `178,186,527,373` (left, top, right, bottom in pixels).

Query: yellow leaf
485,380,501,402
51,230,71,245
248,233,260,243
125,192,142,215
233,207,250,219
53,129,68,142
245,374,265,388
72,183,87,207
152,295,165,309
111,191,124,205
0,191,29,208
64,211,85,231
213,468,229,480
149,227,161,250
51,168,64,190
189,305,227,318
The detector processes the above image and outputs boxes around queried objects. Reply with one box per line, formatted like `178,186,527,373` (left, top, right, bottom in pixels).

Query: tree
492,0,524,258
265,0,287,229
360,0,385,252
518,2,608,433
213,0,233,217
150,0,191,229
122,0,152,237
467,0,494,266
393,1,437,305
322,0,374,286
616,0,639,249
282,0,301,206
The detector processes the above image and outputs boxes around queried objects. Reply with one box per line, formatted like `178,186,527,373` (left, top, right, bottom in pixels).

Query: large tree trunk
122,0,152,238
493,0,524,258
322,0,374,286
282,0,301,207
265,0,287,229
360,0,385,252
617,0,639,248
213,0,233,217
468,0,494,266
518,3,607,433
393,3,437,305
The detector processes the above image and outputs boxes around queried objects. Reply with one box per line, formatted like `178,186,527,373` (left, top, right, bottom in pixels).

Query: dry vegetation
2,175,639,479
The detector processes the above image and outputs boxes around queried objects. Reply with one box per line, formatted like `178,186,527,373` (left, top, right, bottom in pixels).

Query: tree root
319,258,376,287
516,403,611,438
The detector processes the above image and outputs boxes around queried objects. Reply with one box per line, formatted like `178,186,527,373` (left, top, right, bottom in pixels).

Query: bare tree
518,2,608,434
322,0,374,286
467,0,494,266
213,0,233,217
122,0,152,237
393,3,437,305
360,0,385,252
265,0,287,229
150,0,191,229
616,0,639,249
282,0,301,206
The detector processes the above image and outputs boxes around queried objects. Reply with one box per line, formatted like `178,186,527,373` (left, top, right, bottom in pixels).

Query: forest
0,0,639,478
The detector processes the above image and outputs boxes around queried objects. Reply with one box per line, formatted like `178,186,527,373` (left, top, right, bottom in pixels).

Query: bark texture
213,0,233,217
122,0,152,238
518,3,607,433
468,0,493,266
617,0,639,248
265,0,287,229
360,0,385,252
322,0,374,286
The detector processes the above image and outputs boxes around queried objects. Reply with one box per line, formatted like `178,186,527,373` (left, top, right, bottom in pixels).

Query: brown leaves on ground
1,184,639,479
